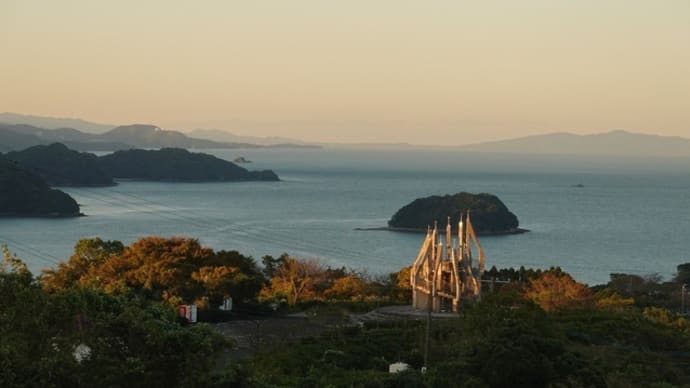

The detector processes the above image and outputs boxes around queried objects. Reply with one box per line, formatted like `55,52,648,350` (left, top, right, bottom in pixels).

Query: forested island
6,143,115,186
0,157,81,217
3,143,279,186
4,236,690,386
99,148,279,182
0,143,280,218
388,192,524,235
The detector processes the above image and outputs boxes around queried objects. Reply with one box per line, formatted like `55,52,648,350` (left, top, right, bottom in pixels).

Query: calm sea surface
2,148,690,285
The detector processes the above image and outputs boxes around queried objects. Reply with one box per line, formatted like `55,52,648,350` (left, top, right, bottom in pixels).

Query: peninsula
0,157,81,217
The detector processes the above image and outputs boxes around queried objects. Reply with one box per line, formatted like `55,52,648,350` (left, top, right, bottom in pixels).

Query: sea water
2,147,689,286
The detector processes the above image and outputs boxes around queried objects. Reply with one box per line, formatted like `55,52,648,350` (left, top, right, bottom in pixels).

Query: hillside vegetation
6,236,690,387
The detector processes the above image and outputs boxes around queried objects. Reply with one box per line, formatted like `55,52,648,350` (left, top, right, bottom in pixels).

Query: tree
262,253,287,279
594,288,635,311
523,272,593,312
1,244,31,280
676,263,690,284
209,250,265,303
43,237,265,307
261,257,326,305
1,248,229,387
323,275,368,301
42,238,124,292
380,266,412,303
71,236,213,304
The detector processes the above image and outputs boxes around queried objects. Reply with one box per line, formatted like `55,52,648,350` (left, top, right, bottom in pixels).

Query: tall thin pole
423,291,431,372
682,284,686,315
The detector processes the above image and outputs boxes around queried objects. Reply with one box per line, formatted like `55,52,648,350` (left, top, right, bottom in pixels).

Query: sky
1,1,689,145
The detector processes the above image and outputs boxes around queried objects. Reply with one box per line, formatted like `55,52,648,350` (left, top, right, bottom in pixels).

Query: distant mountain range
0,112,319,150
0,112,114,133
0,123,234,151
189,128,315,147
99,124,261,149
0,121,315,152
458,130,690,158
2,113,688,157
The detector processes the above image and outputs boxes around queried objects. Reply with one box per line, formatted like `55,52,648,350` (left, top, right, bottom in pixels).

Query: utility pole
423,288,431,373
682,284,687,315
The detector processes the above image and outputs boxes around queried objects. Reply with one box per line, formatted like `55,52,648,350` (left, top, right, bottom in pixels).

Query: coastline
0,212,85,218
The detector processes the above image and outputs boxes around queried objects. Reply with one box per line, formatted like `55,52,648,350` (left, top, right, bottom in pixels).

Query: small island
386,192,526,235
0,157,81,217
98,148,279,182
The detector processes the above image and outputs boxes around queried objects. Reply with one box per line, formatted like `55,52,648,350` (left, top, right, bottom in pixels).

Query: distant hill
0,112,114,133
100,124,255,149
388,192,522,235
99,148,280,182
459,130,690,157
6,143,115,186
189,128,316,148
0,123,261,151
0,123,130,151
0,156,81,217
0,125,44,152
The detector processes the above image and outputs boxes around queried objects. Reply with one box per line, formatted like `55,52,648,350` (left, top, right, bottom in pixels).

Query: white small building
389,362,410,373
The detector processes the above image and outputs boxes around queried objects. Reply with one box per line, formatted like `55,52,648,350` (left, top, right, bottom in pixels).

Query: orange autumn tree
523,270,593,312
323,274,368,301
42,238,124,292
43,237,265,307
261,256,326,305
259,255,380,304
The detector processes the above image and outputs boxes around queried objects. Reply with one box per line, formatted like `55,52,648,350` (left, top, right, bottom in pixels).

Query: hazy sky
1,1,689,145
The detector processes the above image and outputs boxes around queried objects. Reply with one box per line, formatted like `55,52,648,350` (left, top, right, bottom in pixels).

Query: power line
74,186,382,264
0,234,61,266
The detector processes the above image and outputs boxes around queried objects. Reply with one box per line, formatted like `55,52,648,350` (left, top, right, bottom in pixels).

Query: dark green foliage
0,252,229,387
233,282,690,387
388,192,520,234
206,249,266,304
6,143,115,186
0,156,80,216
606,272,682,310
240,322,425,387
1,253,228,388
98,147,279,181
676,263,690,284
